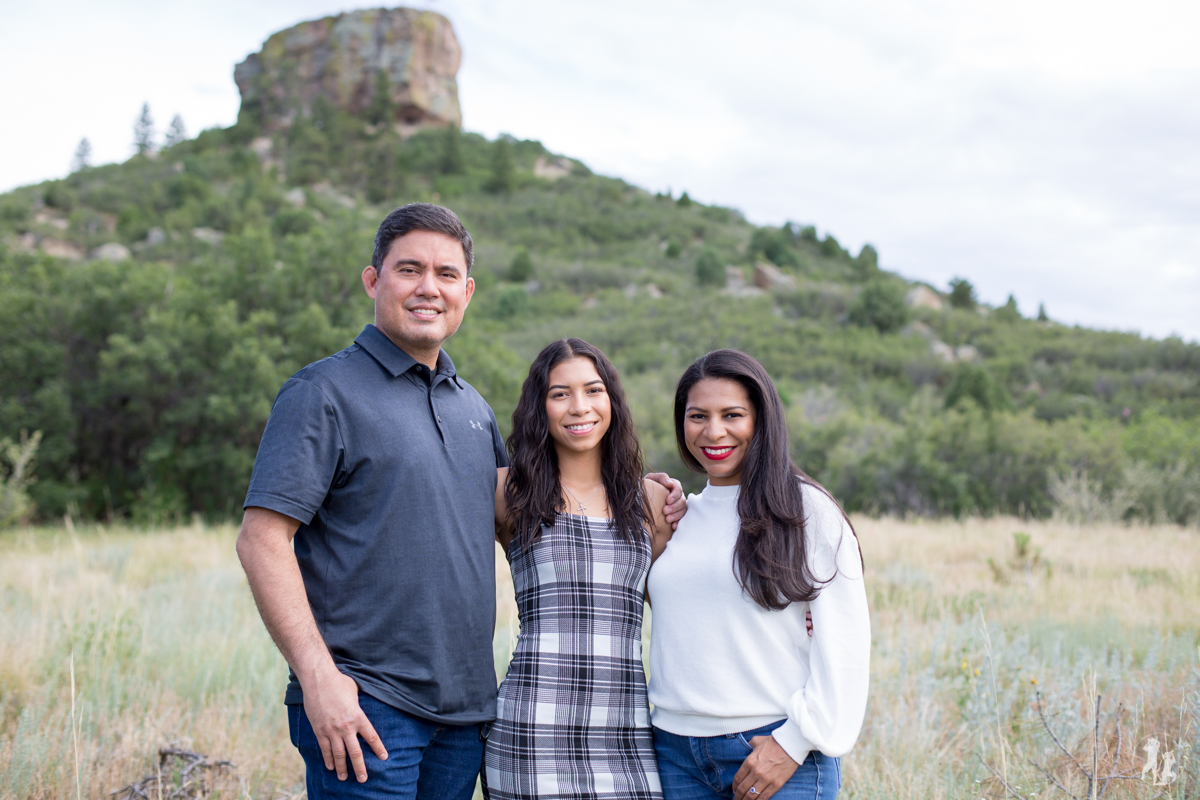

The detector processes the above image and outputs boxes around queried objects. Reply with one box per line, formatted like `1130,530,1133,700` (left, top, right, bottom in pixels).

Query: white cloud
1,0,1196,340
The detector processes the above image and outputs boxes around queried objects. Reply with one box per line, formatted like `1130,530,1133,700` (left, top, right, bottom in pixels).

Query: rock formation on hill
234,8,462,133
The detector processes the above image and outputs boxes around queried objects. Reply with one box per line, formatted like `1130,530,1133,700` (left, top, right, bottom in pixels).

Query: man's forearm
236,510,338,685
236,508,387,781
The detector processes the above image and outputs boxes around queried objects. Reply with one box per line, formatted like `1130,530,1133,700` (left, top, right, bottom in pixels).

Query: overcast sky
3,0,1197,341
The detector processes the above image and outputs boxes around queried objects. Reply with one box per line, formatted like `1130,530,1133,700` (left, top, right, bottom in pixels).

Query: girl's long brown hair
674,349,858,610
506,339,649,544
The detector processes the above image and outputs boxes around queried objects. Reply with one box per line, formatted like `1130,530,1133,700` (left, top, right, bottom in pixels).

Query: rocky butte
234,7,462,134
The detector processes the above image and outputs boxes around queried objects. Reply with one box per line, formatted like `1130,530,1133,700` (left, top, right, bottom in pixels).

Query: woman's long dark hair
673,349,858,610
506,339,649,544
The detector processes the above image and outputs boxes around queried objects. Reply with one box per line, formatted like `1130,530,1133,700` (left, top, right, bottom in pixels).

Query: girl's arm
643,477,675,562
495,467,515,552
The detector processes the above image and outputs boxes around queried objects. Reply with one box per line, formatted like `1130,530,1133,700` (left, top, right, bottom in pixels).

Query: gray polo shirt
244,323,508,725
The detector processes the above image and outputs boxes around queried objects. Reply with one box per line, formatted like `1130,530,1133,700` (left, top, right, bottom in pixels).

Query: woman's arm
771,495,871,763
733,493,870,800
642,477,675,562
495,467,515,551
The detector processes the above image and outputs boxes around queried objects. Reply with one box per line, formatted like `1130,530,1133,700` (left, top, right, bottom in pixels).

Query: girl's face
545,357,612,457
683,378,756,486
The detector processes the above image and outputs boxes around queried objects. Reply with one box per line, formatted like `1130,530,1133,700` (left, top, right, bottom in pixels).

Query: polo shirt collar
355,324,463,387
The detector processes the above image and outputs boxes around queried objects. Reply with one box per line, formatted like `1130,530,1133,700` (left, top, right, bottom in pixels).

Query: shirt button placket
429,383,446,444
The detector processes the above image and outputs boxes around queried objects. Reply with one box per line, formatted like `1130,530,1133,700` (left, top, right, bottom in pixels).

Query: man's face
362,230,475,365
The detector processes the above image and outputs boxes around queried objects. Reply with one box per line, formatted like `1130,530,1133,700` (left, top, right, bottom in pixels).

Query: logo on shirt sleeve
470,420,484,431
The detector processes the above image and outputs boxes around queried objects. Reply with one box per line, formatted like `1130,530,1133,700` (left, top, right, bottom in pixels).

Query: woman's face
683,378,756,486
545,357,612,457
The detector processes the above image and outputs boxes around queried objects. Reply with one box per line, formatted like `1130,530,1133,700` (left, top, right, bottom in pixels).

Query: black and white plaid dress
483,513,663,800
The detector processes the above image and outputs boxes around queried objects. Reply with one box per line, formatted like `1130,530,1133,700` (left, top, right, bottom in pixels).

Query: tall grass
1,517,1197,798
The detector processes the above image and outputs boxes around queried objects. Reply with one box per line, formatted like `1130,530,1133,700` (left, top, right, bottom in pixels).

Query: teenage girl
484,338,675,800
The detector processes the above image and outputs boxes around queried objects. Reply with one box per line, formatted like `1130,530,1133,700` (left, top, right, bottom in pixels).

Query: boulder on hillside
191,228,225,246
929,340,982,364
754,261,796,291
907,285,943,310
534,156,573,180
930,340,956,363
235,8,462,134
724,265,765,298
955,344,980,362
90,242,131,262
24,234,84,260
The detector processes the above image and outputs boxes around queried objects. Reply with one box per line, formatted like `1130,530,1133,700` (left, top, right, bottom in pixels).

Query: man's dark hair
371,203,474,273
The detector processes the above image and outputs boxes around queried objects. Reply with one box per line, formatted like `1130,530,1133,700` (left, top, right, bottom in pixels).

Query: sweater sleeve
770,489,871,764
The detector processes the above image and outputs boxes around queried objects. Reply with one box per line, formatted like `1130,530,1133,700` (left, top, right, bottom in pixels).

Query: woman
649,349,870,800
484,338,674,800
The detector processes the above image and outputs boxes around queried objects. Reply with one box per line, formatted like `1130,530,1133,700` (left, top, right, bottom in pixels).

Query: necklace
561,481,601,514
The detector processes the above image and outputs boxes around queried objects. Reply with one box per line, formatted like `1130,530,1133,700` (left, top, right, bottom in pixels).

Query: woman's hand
732,735,800,800
645,472,687,529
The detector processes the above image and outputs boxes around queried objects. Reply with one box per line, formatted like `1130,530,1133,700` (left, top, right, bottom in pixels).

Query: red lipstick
700,446,734,461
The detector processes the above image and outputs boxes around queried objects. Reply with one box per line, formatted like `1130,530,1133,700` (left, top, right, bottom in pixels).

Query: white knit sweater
647,481,871,765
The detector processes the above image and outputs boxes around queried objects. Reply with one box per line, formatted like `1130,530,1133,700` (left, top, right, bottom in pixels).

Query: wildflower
1030,678,1038,685
975,668,980,676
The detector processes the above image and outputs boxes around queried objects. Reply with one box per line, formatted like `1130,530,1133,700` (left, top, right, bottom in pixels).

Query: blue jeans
289,694,484,800
654,721,841,800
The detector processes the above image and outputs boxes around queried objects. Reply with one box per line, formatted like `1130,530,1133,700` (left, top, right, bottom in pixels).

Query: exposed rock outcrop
235,8,462,133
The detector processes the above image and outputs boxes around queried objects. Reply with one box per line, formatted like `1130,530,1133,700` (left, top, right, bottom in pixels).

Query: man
237,204,683,800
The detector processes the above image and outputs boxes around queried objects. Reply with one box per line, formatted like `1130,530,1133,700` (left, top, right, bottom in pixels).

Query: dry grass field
1,517,1197,799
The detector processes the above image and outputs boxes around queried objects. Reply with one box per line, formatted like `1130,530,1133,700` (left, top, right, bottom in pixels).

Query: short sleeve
488,405,510,468
244,377,344,524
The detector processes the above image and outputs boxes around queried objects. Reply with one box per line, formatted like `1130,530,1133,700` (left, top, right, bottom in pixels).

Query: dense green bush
848,279,909,333
508,248,534,282
747,226,799,267
695,248,724,287
944,364,1011,413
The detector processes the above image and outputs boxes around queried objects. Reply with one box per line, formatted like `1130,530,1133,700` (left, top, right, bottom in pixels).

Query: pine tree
367,71,394,126
163,114,187,148
485,138,515,193
995,294,1021,322
1037,303,1049,322
70,138,92,172
852,244,879,281
948,277,976,310
133,103,155,155
440,125,464,174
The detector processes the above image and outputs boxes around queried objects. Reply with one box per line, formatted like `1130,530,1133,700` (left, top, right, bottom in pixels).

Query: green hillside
1,106,1198,526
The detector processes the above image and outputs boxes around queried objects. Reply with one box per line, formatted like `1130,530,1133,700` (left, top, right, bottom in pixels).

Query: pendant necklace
561,482,601,514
